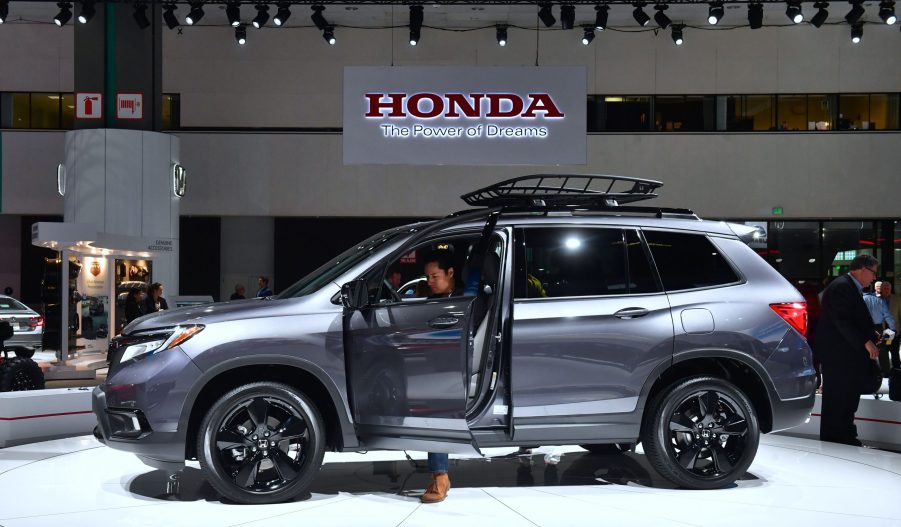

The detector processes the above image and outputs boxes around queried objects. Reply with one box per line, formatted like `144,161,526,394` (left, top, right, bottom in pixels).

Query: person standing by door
815,254,880,446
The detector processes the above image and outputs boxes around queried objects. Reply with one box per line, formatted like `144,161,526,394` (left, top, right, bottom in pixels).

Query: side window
376,234,482,303
625,230,661,294
643,230,740,291
521,228,627,298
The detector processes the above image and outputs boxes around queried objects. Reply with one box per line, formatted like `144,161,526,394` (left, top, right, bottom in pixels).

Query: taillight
28,316,43,328
770,302,807,337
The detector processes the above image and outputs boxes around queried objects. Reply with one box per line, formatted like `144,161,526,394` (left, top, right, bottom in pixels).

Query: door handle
428,316,460,329
614,307,649,319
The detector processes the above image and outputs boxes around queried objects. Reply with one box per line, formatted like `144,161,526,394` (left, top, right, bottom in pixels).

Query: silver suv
93,175,815,504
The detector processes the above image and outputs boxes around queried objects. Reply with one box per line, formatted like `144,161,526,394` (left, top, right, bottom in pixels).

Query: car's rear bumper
770,389,816,433
6,332,42,350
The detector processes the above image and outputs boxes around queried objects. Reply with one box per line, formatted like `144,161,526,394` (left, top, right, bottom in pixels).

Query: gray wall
0,215,21,296
220,216,273,301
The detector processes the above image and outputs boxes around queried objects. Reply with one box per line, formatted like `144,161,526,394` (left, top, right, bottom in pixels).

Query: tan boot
421,472,451,503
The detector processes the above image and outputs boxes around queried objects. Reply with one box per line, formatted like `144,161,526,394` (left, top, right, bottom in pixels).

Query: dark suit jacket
143,296,169,314
815,274,874,374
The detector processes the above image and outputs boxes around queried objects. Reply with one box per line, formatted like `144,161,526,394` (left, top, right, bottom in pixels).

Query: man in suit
815,254,881,446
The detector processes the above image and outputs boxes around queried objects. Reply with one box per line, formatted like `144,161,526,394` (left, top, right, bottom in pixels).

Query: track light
0,0,8,24
851,21,863,42
594,4,608,30
133,1,150,29
879,1,897,24
163,3,179,29
409,5,423,46
252,4,269,28
672,24,684,45
538,3,556,27
235,24,246,45
632,3,650,26
274,2,291,26
786,0,804,23
77,0,95,24
496,25,508,46
54,2,72,26
845,1,864,24
708,2,724,24
561,4,576,29
185,2,204,25
323,25,336,44
581,26,595,45
654,4,671,28
310,5,328,30
748,2,764,28
811,2,829,27
226,2,240,27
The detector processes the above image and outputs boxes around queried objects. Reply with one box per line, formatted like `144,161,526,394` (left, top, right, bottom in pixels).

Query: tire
640,376,759,490
579,443,633,455
0,357,45,391
197,382,326,504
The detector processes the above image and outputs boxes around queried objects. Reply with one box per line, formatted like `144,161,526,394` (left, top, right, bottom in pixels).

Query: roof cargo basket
461,174,663,208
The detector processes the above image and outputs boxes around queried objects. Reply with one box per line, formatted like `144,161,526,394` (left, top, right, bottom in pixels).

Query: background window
30,93,61,129
644,231,739,290
807,95,834,130
523,228,627,298
162,94,181,130
602,96,651,132
776,94,807,131
723,95,774,131
1,93,31,128
61,94,75,129
838,94,869,130
654,95,713,132
869,94,899,131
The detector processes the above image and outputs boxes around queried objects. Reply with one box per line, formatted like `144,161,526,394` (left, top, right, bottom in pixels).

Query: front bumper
92,346,202,471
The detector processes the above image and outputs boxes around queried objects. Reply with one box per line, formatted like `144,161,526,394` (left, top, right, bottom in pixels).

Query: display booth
30,129,182,377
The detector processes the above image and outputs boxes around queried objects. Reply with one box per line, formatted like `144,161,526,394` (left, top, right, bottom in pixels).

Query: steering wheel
382,279,402,303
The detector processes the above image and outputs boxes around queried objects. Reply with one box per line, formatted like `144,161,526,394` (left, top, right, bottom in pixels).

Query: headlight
118,325,204,364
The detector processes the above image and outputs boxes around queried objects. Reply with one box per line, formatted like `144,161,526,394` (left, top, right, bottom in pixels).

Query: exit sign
772,207,783,215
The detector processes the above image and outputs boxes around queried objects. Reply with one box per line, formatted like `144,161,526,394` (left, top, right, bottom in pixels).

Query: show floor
0,434,899,527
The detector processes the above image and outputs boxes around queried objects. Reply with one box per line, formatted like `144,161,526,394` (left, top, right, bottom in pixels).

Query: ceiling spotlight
811,2,829,27
561,4,576,29
133,1,150,29
708,2,724,24
748,2,764,28
323,25,336,45
311,5,328,30
226,2,240,27
235,24,247,45
496,25,507,46
632,3,650,26
879,1,897,24
851,21,863,42
0,0,8,24
77,0,95,24
185,2,204,25
163,3,179,29
786,0,804,23
845,1,864,24
654,4,671,28
252,4,269,28
672,23,684,45
409,5,423,45
54,2,72,26
581,26,595,45
594,4,609,30
538,3,556,27
273,2,291,26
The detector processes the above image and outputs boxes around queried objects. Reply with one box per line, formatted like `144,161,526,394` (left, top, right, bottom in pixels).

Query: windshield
277,225,420,299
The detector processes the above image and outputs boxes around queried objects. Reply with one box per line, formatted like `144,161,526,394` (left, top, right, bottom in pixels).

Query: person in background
867,280,899,374
124,288,145,325
230,284,246,300
256,276,273,298
887,280,901,372
2,286,12,296
815,254,880,446
143,282,169,314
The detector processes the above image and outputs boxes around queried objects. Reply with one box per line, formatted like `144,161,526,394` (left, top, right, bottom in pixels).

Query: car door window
376,234,482,304
520,227,628,298
643,230,740,291
626,229,662,294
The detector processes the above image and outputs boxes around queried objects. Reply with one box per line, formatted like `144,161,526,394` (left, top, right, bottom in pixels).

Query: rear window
0,298,28,311
643,231,740,291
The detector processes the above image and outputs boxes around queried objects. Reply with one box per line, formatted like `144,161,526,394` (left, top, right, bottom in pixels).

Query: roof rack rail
461,174,663,208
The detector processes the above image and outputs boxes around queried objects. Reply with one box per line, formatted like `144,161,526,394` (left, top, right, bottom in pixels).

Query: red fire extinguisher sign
76,92,103,120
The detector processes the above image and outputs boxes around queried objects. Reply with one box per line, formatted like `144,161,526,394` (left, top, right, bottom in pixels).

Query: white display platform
0,388,95,448
0,435,898,527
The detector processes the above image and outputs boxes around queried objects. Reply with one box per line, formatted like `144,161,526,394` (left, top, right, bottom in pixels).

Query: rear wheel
640,376,759,490
197,382,325,504
0,357,45,391
579,443,633,455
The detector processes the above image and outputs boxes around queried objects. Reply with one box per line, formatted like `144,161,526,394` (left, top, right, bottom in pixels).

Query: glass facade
1,92,180,130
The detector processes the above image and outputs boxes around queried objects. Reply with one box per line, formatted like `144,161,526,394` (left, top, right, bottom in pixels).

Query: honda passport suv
93,175,815,504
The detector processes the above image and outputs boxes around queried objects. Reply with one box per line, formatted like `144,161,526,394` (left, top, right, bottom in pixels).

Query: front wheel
197,382,325,504
640,376,759,490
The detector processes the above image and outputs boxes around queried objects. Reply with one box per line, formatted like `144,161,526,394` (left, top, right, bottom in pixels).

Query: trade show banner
77,256,110,352
343,66,587,165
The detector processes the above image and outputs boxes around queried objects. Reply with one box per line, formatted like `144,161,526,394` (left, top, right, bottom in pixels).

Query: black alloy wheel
641,376,759,489
197,382,325,504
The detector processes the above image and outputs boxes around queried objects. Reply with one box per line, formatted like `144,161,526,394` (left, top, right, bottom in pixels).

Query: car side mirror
341,279,369,310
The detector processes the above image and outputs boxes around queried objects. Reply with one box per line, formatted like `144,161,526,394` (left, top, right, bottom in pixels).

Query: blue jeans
428,453,448,473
